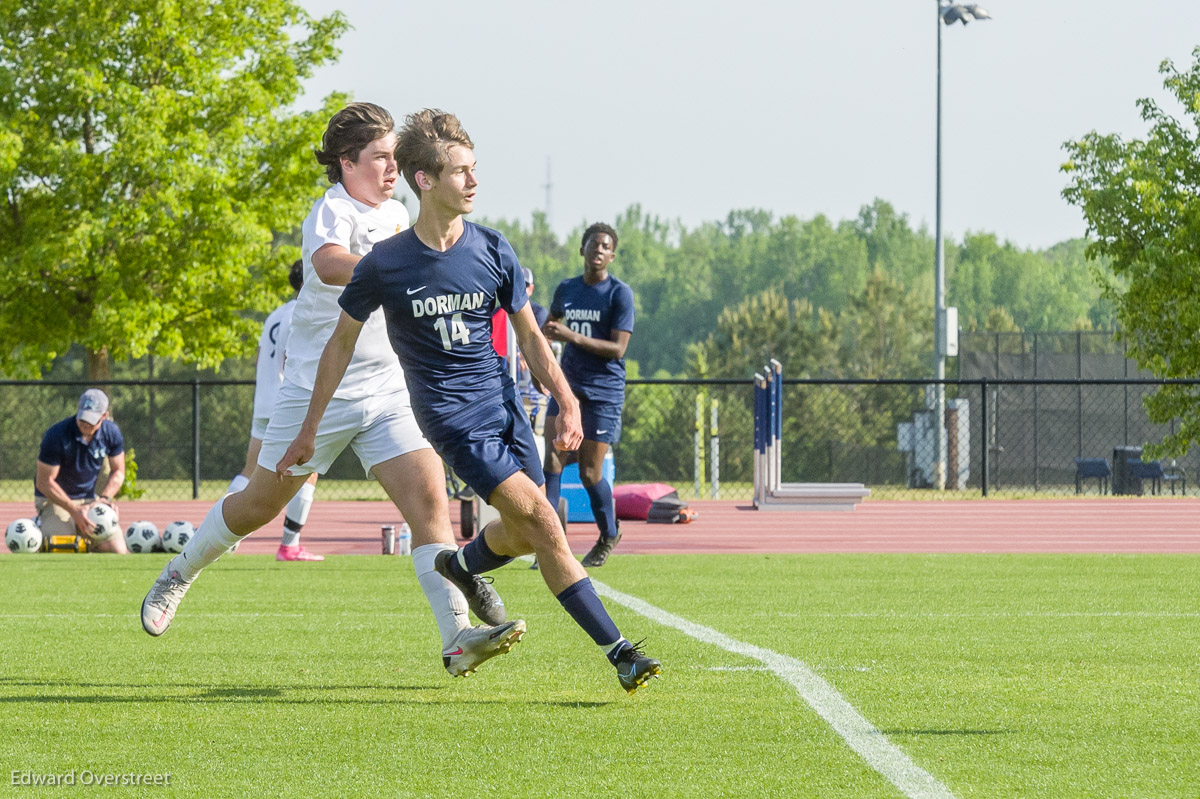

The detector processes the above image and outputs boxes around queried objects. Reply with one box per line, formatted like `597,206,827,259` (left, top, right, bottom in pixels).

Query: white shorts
257,381,430,477
250,415,270,440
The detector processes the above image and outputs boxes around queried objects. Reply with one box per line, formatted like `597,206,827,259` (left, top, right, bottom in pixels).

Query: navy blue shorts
427,396,544,503
547,395,624,445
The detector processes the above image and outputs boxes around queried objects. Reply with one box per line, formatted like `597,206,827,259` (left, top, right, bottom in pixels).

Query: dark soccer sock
584,478,617,538
280,517,303,548
449,528,513,579
556,577,628,663
544,471,562,514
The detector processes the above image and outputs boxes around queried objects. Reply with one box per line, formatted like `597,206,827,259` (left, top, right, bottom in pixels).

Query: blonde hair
394,109,474,196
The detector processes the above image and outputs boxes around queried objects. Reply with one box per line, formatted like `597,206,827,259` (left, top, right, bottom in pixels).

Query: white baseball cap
77,389,110,425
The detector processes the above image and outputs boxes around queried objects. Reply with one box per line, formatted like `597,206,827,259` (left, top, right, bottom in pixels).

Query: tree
1062,47,1200,454
841,268,932,379
687,288,840,379
0,0,349,378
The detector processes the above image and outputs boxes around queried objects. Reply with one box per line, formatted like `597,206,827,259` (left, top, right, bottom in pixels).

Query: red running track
4,498,1198,555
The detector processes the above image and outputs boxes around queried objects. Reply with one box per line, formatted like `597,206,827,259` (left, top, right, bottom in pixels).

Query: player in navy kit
542,223,633,566
278,109,661,694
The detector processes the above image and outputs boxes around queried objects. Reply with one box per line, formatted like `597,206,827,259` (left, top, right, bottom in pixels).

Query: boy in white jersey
226,260,323,561
141,103,524,678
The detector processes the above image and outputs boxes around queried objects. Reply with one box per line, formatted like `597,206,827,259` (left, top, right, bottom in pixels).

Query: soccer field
1,553,1197,798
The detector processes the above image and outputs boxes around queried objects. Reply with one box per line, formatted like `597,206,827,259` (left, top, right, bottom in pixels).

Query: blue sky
297,0,1200,249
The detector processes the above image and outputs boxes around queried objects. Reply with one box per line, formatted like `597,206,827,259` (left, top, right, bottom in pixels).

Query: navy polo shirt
34,417,125,499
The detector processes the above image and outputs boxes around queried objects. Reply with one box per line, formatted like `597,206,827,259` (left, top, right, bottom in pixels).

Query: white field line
594,578,959,799
0,612,306,619
807,611,1200,619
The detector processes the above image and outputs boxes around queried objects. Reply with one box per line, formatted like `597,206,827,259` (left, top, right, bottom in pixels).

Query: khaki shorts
34,496,92,538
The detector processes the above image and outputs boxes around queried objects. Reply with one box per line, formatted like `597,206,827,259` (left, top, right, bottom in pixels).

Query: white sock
225,473,250,495
170,495,243,582
281,482,315,547
412,543,470,647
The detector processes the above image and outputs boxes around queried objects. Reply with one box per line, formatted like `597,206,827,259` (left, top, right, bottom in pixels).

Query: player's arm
542,320,630,360
311,243,362,287
275,311,364,476
35,460,94,537
95,451,125,506
512,305,582,451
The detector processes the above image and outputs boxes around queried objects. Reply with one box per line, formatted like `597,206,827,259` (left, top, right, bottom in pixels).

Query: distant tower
543,157,553,228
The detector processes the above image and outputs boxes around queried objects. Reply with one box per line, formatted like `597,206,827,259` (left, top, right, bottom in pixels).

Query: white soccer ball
124,521,161,553
6,518,42,554
161,521,195,553
86,503,118,542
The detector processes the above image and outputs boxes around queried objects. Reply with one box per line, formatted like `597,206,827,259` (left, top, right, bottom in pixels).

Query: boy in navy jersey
542,223,633,566
278,109,661,694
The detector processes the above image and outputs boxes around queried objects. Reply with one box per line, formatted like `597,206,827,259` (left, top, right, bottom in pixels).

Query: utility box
1112,446,1144,496
898,401,970,489
946,398,970,490
945,307,959,357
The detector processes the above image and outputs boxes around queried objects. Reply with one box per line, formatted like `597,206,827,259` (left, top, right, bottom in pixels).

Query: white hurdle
754,359,870,511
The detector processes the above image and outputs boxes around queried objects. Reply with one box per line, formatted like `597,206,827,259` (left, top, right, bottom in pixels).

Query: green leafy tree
0,0,349,379
983,307,1021,333
841,267,932,379
688,288,840,379
1062,48,1200,454
854,199,935,294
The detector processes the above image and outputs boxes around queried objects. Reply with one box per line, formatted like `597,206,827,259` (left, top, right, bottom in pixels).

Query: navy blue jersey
339,222,528,433
551,275,635,403
35,417,125,499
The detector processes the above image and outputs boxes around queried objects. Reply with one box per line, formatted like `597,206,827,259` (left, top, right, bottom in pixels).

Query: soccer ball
161,521,195,553
124,521,161,553
86,503,118,542
6,518,42,553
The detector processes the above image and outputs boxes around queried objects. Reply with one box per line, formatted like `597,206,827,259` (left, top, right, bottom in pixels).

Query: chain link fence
2,378,1196,502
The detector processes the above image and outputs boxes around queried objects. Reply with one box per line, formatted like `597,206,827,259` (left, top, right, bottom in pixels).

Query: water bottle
397,522,412,556
381,525,396,555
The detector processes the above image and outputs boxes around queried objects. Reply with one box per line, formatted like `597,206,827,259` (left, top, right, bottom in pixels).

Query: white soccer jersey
288,183,410,399
252,299,296,419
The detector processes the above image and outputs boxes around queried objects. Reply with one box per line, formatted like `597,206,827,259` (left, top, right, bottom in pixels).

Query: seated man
34,388,128,554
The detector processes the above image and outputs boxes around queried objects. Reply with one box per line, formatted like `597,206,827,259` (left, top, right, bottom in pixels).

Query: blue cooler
560,452,615,523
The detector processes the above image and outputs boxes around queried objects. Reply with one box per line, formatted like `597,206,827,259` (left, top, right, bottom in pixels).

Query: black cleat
614,640,661,694
581,527,622,567
434,549,507,626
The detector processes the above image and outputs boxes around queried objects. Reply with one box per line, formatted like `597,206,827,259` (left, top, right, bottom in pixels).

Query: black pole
192,379,200,500
1077,331,1083,458
1124,338,1129,445
981,377,989,497
1032,333,1039,492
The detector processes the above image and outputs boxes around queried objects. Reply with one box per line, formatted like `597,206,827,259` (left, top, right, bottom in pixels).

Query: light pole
934,1,990,490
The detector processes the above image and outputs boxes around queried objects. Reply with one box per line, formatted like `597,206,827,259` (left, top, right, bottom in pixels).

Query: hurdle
754,359,870,511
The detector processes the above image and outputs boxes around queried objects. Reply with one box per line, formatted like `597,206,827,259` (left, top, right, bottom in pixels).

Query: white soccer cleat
442,620,527,677
140,563,194,637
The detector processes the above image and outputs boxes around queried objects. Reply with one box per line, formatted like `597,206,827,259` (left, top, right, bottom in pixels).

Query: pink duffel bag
614,483,679,520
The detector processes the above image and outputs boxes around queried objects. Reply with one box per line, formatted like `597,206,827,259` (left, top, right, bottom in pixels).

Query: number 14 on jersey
433,313,470,351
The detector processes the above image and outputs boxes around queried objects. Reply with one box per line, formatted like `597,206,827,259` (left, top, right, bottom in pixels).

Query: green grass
1,554,1197,797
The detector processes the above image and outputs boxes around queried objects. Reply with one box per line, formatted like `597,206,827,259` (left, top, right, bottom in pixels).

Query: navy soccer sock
556,577,630,663
448,529,513,580
544,471,562,514
583,478,617,538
